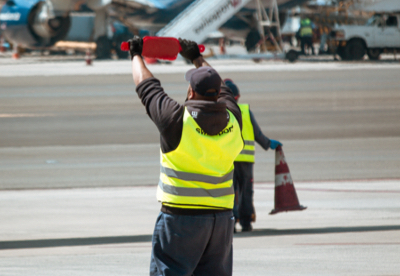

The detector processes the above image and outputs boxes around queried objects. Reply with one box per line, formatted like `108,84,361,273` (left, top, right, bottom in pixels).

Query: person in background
224,78,282,232
319,25,331,55
298,18,315,55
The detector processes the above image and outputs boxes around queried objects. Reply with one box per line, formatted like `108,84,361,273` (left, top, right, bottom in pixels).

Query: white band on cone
275,173,293,187
275,151,287,166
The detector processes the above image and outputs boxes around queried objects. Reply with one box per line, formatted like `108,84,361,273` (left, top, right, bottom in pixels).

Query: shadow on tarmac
0,235,153,250
234,225,400,238
2,225,400,250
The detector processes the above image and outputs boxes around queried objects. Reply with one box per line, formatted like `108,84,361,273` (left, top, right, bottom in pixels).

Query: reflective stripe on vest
161,165,234,184
158,180,234,197
158,107,244,209
235,104,255,163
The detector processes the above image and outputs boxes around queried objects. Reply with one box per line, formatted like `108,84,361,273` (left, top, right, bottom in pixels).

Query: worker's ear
187,85,195,100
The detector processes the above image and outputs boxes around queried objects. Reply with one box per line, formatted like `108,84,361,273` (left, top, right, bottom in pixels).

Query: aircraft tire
95,36,112,59
285,49,298,63
245,29,261,52
114,34,130,59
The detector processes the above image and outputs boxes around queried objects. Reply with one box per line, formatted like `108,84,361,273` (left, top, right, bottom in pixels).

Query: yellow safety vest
300,26,313,37
158,107,244,209
235,104,255,163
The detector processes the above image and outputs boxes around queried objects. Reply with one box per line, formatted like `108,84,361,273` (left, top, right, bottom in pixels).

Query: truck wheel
337,46,346,60
344,40,366,60
367,49,381,60
95,36,111,59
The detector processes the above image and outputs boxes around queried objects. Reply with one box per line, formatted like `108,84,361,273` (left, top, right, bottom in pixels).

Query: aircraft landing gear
95,36,112,59
285,49,298,63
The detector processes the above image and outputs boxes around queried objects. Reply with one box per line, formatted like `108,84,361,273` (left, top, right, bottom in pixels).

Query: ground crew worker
298,18,315,55
129,36,244,276
224,79,282,232
319,25,331,55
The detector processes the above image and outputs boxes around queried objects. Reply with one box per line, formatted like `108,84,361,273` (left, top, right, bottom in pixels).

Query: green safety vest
235,104,255,163
158,107,244,209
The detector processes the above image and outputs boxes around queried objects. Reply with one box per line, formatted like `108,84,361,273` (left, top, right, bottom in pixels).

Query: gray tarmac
0,60,400,275
1,181,399,276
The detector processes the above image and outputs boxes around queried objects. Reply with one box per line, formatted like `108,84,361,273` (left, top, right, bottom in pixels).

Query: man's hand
269,139,282,150
179,38,201,62
128,36,143,60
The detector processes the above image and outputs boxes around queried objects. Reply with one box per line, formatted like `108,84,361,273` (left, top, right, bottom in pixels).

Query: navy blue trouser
301,36,315,55
150,210,235,276
233,162,255,227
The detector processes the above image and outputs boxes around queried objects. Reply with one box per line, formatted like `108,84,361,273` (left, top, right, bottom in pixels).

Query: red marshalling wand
120,36,205,61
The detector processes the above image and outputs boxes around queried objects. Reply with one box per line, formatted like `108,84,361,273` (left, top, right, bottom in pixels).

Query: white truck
332,13,400,60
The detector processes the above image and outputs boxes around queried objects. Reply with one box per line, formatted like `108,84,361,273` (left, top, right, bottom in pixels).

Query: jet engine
0,0,70,48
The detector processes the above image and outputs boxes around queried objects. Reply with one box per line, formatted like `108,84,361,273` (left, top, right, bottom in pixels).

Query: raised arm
179,38,211,69
129,36,183,153
128,36,154,86
192,56,212,68
132,55,154,85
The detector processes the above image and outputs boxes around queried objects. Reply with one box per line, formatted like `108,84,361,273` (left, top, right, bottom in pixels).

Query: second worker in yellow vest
224,78,282,232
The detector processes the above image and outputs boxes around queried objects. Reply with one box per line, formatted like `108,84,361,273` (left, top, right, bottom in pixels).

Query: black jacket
136,77,242,154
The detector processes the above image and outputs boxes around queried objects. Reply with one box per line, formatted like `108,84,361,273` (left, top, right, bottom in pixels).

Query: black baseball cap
223,78,240,97
185,66,221,97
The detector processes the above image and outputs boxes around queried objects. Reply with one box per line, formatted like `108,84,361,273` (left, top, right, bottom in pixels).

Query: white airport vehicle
332,0,400,60
333,13,400,60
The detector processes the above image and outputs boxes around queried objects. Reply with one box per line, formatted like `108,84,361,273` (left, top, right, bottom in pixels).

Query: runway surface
1,181,400,275
1,59,400,275
1,60,400,189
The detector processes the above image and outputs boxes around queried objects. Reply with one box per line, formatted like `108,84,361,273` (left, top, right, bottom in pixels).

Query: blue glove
269,139,282,150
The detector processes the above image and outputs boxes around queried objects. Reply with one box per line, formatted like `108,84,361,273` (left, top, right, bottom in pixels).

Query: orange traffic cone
12,44,20,59
0,37,5,53
270,145,306,215
219,38,226,55
85,49,92,65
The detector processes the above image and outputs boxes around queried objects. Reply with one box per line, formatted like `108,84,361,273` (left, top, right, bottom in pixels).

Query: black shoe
241,225,252,232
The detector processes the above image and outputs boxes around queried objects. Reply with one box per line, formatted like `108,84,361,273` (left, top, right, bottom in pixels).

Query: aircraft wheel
285,49,298,63
245,29,261,52
95,36,111,59
114,34,130,59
